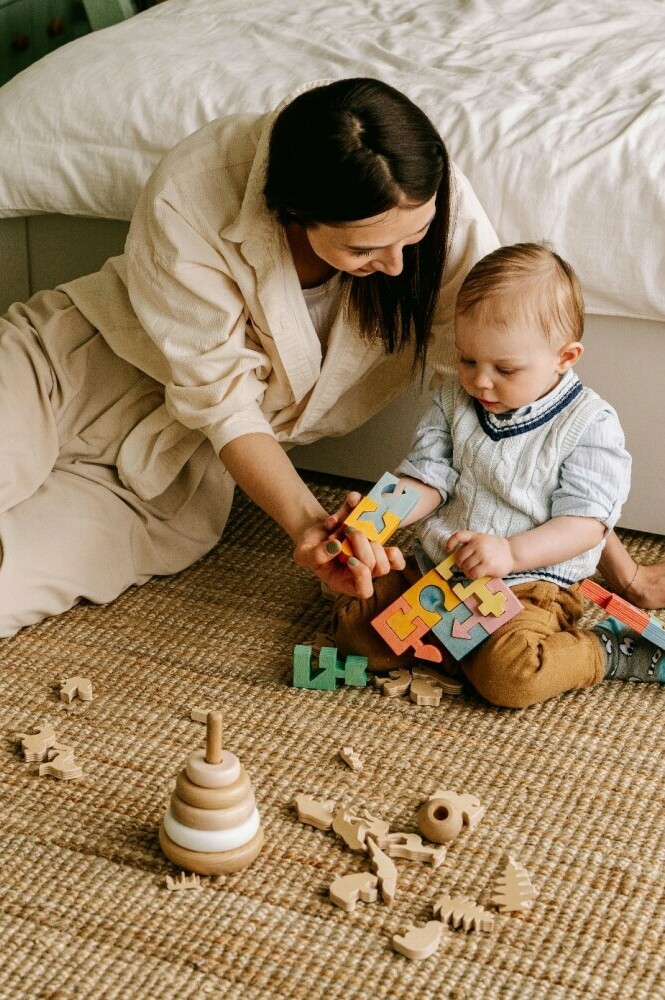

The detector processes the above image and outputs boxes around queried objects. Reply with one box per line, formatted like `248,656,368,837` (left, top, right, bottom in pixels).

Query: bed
0,0,663,533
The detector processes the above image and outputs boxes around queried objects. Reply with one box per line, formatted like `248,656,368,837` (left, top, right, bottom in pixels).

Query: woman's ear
556,340,584,373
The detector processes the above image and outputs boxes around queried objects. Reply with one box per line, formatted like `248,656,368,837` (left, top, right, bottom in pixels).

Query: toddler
332,243,662,707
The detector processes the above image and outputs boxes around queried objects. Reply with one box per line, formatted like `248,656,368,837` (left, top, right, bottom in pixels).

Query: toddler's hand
447,530,514,580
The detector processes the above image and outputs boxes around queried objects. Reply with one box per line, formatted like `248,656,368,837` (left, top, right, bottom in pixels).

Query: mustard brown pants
331,557,606,708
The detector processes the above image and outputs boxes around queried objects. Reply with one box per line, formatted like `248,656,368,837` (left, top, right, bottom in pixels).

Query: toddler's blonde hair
455,242,585,344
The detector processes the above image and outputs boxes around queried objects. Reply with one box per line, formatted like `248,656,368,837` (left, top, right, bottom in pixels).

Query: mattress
0,0,663,327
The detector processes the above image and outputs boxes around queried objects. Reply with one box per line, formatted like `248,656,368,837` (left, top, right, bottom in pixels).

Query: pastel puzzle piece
459,580,523,636
578,577,665,649
451,576,506,617
642,619,665,652
430,602,490,661
372,597,443,663
385,569,460,639
340,472,419,558
293,645,368,690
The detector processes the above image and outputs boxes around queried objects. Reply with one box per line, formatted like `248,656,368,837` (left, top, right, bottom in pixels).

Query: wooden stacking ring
170,790,256,831
417,797,463,844
159,823,264,876
163,805,261,853
185,749,241,788
175,767,251,809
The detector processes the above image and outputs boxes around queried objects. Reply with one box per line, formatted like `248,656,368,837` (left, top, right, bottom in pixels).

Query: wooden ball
417,797,463,844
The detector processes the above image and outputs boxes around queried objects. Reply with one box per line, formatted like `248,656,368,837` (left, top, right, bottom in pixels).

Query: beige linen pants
0,290,234,637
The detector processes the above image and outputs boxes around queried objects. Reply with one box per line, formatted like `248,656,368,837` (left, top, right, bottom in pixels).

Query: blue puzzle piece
293,645,368,689
357,472,420,534
642,619,665,652
430,602,489,660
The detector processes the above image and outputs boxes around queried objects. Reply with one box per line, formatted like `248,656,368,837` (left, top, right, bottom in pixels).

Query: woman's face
305,196,437,277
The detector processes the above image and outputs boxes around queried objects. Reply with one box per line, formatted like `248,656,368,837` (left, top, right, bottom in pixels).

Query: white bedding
0,0,663,324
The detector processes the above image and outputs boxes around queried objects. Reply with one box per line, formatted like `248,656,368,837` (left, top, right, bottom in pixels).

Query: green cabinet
0,0,91,85
0,0,139,87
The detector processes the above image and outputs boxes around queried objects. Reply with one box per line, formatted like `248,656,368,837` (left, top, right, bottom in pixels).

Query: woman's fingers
346,555,374,600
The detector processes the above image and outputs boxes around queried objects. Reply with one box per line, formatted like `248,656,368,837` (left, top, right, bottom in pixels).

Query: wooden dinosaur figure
329,871,379,912
38,743,84,780
366,835,398,905
294,793,336,831
17,723,57,763
374,832,446,868
331,806,371,852
392,921,443,961
59,676,93,703
491,855,538,914
433,893,495,933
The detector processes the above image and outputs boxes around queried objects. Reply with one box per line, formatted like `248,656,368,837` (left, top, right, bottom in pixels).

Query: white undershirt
301,272,343,351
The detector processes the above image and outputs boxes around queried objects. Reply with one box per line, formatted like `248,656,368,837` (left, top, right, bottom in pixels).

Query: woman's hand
446,530,514,580
293,491,405,599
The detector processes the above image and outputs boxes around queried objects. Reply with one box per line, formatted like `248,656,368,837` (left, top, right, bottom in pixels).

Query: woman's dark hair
264,78,451,373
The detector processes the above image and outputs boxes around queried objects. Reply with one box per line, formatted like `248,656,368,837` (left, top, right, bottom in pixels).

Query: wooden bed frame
2,215,663,536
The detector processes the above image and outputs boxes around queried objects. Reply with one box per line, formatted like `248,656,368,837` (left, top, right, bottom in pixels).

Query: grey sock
592,617,665,683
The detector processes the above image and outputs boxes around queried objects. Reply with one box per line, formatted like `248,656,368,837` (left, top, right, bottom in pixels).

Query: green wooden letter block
293,645,368,690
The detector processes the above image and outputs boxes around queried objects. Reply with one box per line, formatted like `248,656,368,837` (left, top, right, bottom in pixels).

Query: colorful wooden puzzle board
371,552,523,662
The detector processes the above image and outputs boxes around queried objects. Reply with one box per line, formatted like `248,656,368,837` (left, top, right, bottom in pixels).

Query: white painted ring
185,749,241,788
163,805,261,853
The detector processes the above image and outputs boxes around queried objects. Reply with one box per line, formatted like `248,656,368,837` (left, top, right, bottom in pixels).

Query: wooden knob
10,34,30,53
205,711,223,765
47,18,65,38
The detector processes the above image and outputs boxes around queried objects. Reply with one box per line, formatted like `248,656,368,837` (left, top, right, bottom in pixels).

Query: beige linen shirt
63,82,499,500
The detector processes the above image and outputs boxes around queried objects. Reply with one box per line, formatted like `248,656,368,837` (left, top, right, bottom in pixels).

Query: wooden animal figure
17,723,57,763
59,676,93,703
294,793,335,831
392,921,443,961
366,835,398,905
374,832,446,868
329,872,378,912
38,742,84,780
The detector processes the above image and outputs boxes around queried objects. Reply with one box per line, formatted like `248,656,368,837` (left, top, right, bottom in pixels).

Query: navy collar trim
504,569,577,586
473,379,584,441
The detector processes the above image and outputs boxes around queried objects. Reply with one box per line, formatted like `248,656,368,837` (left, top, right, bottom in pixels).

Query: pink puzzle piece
457,579,523,636
372,596,443,663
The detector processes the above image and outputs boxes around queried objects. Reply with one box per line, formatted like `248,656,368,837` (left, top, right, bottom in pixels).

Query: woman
0,78,658,637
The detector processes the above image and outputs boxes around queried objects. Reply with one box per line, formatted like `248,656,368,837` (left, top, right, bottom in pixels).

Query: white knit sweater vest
418,377,609,586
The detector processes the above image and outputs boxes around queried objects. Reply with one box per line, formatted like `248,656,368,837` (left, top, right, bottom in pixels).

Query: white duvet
0,0,663,323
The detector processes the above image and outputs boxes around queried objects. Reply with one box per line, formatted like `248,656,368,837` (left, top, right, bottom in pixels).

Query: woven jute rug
1,475,664,1000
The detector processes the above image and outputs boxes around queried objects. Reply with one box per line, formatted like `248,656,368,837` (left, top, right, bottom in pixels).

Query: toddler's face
454,312,578,414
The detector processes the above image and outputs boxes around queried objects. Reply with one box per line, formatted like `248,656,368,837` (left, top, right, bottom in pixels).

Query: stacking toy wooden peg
159,711,264,875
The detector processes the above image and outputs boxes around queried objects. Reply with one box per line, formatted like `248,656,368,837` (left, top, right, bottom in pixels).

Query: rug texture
1,475,664,1000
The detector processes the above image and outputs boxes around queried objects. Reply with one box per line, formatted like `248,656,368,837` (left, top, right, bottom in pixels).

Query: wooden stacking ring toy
159,711,264,875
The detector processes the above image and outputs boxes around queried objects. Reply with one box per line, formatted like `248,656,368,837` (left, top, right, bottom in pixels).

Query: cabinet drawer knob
10,33,31,53
47,17,65,38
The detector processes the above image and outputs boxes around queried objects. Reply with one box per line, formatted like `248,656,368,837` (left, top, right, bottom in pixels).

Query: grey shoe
592,616,665,683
